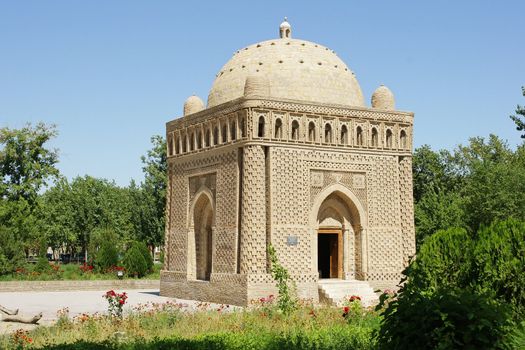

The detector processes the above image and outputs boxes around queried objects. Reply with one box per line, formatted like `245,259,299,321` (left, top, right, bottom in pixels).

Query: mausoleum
160,19,415,306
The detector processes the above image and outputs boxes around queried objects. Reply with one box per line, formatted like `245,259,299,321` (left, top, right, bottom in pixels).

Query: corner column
239,145,267,274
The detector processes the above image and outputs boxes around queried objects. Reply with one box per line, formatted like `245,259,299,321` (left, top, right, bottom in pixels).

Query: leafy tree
412,146,465,246
130,136,167,250
510,86,525,138
454,136,525,231
39,178,77,256
0,122,59,204
40,176,133,261
0,123,59,268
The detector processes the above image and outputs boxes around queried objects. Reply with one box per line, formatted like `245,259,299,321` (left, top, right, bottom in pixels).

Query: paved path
0,289,236,335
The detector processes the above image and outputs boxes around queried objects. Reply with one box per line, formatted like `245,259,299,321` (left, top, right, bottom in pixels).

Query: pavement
0,289,236,335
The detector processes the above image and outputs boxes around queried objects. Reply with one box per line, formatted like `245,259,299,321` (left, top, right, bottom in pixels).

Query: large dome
207,23,364,108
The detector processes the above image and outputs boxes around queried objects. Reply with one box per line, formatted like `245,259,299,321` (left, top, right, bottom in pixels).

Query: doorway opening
318,230,342,279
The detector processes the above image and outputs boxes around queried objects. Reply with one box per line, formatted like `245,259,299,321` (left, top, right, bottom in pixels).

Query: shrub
377,288,511,349
94,241,119,272
406,226,471,293
504,320,525,350
122,243,148,278
34,256,51,274
103,290,128,318
136,241,153,272
377,219,525,349
471,219,525,318
268,244,297,315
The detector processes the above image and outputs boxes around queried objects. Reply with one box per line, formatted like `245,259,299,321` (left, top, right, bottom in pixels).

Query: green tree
90,228,120,271
40,176,133,261
130,136,166,251
122,242,148,278
0,123,59,204
412,146,465,246
454,135,525,231
510,86,525,138
39,177,77,257
0,123,59,272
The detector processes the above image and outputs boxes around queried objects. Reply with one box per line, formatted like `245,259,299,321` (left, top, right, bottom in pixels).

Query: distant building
160,19,415,306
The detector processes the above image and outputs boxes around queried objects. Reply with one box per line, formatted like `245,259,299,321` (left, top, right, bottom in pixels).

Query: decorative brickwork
160,20,415,306
240,145,267,273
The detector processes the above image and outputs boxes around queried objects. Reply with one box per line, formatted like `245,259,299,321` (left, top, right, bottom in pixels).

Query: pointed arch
310,184,368,280
188,188,215,281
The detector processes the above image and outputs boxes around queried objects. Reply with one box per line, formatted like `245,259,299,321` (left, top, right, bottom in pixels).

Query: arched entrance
191,192,214,281
312,186,366,280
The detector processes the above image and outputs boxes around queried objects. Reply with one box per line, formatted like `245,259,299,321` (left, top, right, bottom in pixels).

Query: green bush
377,288,511,349
405,227,471,293
94,241,119,272
504,320,525,350
472,219,525,318
122,243,148,278
377,219,525,349
136,241,153,272
34,257,51,274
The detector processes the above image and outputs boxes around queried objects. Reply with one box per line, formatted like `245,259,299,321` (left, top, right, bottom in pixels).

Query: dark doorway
318,232,340,278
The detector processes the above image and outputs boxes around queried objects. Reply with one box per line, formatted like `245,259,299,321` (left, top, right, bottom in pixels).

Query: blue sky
1,1,524,186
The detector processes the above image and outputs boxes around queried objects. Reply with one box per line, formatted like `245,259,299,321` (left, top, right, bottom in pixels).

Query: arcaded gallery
160,19,415,306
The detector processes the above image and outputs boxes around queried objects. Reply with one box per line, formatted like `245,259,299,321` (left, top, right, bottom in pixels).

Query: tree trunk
1,313,42,324
0,305,42,324
0,305,18,315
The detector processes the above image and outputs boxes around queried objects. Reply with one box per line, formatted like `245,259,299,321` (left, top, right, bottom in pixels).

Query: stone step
318,279,379,307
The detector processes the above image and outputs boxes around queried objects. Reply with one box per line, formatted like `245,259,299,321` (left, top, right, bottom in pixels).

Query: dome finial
279,17,291,39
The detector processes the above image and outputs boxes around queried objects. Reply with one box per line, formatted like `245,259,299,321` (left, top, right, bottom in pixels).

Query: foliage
135,241,153,272
471,219,525,318
454,136,525,231
267,244,297,315
377,288,511,350
342,296,363,322
413,136,525,247
504,320,525,350
94,241,119,273
34,256,52,274
378,219,525,349
0,123,60,272
122,242,148,278
0,303,379,349
406,227,471,293
40,176,133,261
0,214,25,275
412,145,465,246
103,290,128,318
0,122,59,205
0,262,161,281
510,86,525,138
130,135,167,248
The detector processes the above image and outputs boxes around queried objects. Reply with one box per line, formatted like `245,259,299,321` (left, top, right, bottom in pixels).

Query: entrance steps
318,279,379,307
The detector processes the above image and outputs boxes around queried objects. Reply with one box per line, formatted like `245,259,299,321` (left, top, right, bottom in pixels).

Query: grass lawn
1,301,380,349
0,263,161,281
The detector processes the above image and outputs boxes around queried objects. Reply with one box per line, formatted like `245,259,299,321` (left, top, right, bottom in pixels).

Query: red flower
343,306,349,313
119,299,125,305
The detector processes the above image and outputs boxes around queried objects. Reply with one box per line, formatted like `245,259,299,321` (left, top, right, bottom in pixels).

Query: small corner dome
183,95,205,116
371,85,395,110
